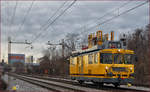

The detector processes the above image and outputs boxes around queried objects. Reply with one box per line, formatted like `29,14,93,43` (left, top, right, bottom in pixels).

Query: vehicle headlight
105,66,108,70
129,67,133,72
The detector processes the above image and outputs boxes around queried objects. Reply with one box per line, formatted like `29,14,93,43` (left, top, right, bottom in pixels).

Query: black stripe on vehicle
70,74,115,76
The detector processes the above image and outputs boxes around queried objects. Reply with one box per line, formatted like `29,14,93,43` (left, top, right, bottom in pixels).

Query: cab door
77,56,84,74
80,56,84,74
77,57,80,74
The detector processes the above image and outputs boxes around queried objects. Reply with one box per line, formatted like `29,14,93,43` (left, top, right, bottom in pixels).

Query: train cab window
88,54,93,64
100,53,112,64
114,54,123,64
94,54,98,64
124,54,133,64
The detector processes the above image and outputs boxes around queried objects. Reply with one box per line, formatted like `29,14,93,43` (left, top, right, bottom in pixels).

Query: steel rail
8,73,103,92
20,73,150,92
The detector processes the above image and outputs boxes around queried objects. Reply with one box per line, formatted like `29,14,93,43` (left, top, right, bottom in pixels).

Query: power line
84,0,132,30
67,0,132,36
58,1,148,47
25,1,67,50
31,1,148,59
14,0,35,40
35,1,147,59
29,0,76,55
31,0,76,43
55,1,132,43
39,1,68,31
4,2,10,60
29,1,67,42
83,0,148,33
10,1,18,36
34,1,131,49
32,0,76,43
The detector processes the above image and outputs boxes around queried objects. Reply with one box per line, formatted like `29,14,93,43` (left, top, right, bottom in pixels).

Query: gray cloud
1,1,149,62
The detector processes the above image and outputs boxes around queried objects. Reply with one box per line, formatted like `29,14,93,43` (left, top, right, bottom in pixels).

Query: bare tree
126,24,150,86
65,33,79,49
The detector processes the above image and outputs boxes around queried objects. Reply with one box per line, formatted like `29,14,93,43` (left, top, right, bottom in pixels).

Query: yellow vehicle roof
100,49,134,54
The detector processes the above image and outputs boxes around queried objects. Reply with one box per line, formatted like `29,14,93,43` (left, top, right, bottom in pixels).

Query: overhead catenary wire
32,0,140,50
28,1,147,55
5,2,11,26
29,0,76,56
24,1,147,61
28,1,67,43
10,1,18,36
39,1,68,31
57,1,136,42
14,1,66,43
55,0,133,42
83,0,148,33
31,0,76,43
59,1,148,48
14,0,35,40
7,1,35,57
24,1,68,49
78,0,132,32
4,2,10,59
31,0,77,43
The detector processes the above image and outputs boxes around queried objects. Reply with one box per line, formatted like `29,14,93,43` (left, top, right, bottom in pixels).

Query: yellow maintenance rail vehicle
69,30,136,87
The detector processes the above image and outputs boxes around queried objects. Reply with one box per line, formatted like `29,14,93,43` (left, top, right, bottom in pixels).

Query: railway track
21,74,150,92
8,73,150,92
8,73,105,92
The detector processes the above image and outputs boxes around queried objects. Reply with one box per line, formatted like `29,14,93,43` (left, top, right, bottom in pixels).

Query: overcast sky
1,0,149,62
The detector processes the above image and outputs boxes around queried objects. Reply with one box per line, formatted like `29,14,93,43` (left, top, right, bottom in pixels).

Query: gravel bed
2,74,50,92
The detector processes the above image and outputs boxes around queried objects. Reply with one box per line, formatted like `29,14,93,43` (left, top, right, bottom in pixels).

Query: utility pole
8,37,11,65
7,37,11,88
47,46,56,60
47,39,65,59
8,37,31,64
46,39,73,59
61,39,65,58
7,37,31,85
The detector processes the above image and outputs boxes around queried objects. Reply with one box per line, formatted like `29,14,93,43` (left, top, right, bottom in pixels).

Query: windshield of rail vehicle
114,54,134,64
124,54,134,64
100,53,134,64
114,54,123,64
